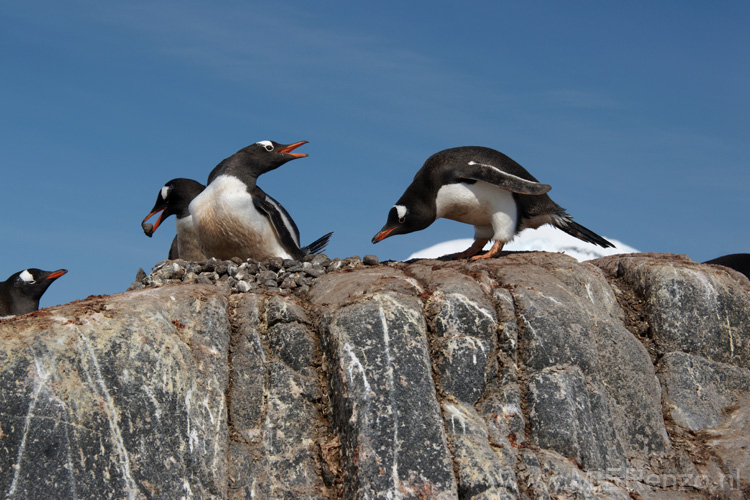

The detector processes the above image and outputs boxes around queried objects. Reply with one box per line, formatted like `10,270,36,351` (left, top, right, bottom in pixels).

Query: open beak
371,226,397,244
46,269,68,280
141,208,166,237
278,140,309,158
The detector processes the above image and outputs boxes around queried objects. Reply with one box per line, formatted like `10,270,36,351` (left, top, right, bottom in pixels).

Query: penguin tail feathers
303,232,333,255
554,217,615,249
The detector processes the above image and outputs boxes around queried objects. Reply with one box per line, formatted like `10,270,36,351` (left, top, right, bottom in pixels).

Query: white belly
435,181,518,242
189,175,294,261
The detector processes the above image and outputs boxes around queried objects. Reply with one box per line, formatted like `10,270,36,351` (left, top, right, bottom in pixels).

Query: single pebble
363,254,379,266
268,257,284,271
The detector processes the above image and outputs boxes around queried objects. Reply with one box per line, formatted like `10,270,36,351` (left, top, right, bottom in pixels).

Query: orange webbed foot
469,240,505,261
439,239,490,261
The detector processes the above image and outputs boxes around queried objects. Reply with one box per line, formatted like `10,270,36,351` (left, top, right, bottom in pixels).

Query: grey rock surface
1,251,749,499
657,351,750,431
596,252,750,367
0,285,230,500
527,365,627,471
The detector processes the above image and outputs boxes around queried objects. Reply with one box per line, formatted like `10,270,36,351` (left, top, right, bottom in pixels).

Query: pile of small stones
128,253,381,296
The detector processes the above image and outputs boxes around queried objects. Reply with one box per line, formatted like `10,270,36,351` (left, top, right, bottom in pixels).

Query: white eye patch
161,185,171,200
19,270,34,283
394,205,407,220
256,140,274,151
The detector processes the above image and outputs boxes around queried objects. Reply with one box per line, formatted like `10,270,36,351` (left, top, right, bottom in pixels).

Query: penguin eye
256,140,274,152
399,216,406,224
264,144,273,151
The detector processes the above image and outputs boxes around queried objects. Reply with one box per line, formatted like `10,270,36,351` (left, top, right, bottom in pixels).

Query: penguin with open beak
189,140,332,261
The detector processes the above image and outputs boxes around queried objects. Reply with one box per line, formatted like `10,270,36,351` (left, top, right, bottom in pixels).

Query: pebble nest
128,253,381,296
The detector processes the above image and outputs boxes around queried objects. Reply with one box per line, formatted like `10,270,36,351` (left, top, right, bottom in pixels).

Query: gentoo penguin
372,146,614,260
0,268,68,316
141,178,207,261
189,140,333,261
704,253,750,280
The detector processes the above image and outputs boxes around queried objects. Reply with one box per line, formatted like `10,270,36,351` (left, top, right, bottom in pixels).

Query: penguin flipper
461,161,551,195
302,232,333,256
252,192,305,259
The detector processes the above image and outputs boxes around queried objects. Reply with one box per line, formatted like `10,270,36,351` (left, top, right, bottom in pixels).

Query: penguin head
234,140,309,177
372,197,434,244
5,268,68,314
142,178,205,236
206,140,309,185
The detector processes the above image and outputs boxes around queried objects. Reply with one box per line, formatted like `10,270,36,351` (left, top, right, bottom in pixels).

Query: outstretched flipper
459,161,551,195
303,232,333,256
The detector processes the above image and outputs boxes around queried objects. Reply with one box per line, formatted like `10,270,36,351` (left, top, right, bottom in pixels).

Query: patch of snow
407,225,638,262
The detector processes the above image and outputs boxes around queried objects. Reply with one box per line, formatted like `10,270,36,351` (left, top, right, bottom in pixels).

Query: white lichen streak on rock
203,394,214,425
463,336,487,365
726,316,735,359
185,387,201,455
77,331,139,500
434,291,495,333
443,402,468,435
402,277,424,294
250,478,258,499
585,282,596,304
30,358,78,498
450,293,495,322
342,338,372,451
142,385,162,422
378,304,402,500
343,343,371,395
182,478,193,500
537,291,563,306
207,380,226,473
7,356,77,499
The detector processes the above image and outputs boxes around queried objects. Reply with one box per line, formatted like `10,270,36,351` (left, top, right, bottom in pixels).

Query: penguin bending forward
141,178,207,261
189,140,332,261
0,268,67,316
372,146,613,260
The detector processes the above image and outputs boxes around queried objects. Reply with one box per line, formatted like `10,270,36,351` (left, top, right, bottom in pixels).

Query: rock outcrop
1,252,748,499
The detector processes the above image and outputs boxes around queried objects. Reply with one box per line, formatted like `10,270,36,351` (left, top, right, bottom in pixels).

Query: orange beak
46,269,68,280
372,226,397,244
278,140,309,158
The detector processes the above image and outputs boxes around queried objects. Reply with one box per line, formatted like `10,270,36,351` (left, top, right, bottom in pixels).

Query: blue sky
2,1,748,309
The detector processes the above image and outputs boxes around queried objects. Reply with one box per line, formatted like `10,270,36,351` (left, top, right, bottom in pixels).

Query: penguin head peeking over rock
0,268,68,316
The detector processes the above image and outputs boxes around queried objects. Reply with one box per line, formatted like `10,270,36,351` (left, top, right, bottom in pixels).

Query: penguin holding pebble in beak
372,146,613,260
141,178,207,261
